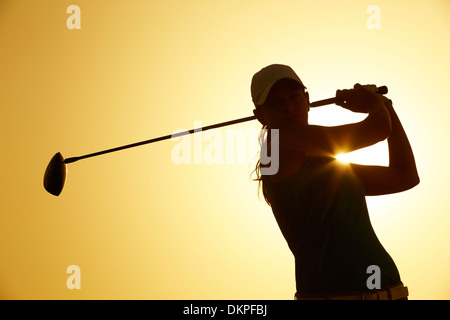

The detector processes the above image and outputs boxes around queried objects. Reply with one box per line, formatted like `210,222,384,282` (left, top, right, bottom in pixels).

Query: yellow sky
1,0,449,299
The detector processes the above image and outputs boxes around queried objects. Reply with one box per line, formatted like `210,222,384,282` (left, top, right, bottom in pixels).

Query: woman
251,64,419,300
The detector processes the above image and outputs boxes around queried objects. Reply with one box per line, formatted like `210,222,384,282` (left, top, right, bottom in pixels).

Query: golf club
44,85,388,196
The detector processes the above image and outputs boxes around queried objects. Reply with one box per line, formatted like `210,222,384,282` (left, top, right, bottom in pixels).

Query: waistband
295,283,408,300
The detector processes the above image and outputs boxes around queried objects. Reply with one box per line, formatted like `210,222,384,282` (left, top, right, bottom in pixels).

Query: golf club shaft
64,85,387,164
63,115,257,163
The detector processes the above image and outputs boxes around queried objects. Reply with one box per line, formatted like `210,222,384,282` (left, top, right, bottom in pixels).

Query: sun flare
335,141,389,166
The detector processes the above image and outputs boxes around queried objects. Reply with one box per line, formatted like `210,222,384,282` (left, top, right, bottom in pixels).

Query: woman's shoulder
266,153,340,184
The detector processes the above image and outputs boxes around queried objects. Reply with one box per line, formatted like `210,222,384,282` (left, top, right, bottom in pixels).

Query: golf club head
44,152,67,196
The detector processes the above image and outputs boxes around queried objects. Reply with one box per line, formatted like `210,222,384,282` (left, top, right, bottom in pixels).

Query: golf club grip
310,85,388,108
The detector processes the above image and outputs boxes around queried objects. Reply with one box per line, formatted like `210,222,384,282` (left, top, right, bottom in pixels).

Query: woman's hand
335,83,382,113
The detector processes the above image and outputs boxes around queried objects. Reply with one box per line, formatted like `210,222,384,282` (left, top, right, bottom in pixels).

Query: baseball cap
251,64,305,106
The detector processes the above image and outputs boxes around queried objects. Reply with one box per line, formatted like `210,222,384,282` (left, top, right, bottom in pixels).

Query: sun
335,141,389,166
308,105,389,166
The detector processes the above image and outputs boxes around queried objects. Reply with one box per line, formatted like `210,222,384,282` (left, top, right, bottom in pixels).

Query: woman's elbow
368,108,392,142
372,123,391,143
366,116,392,142
403,173,420,191
410,174,420,189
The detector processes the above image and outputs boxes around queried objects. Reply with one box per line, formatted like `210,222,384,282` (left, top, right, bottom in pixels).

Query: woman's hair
251,124,272,206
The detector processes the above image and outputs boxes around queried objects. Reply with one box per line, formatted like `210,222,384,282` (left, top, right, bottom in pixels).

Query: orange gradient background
1,0,449,299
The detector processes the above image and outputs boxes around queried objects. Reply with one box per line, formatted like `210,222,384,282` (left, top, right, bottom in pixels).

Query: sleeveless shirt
262,156,401,294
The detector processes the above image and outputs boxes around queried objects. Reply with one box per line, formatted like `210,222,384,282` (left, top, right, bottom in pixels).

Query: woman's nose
281,99,295,112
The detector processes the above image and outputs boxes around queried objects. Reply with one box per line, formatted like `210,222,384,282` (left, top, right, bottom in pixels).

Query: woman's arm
349,98,420,195
280,84,392,157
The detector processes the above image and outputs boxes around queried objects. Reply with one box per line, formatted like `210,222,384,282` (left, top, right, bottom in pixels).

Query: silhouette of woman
251,64,419,300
